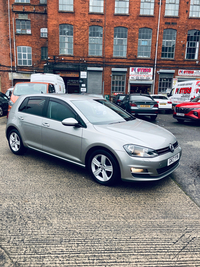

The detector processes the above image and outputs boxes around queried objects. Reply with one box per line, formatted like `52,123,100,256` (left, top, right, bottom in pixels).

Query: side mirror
62,118,80,127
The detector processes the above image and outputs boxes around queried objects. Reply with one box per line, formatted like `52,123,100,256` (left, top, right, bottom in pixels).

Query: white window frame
89,26,103,56
89,0,104,13
59,24,73,55
16,20,31,34
185,30,200,60
15,0,30,2
140,0,154,15
113,27,128,58
17,46,32,66
112,74,126,93
165,0,179,16
137,28,152,58
190,0,200,17
115,0,129,14
59,0,74,12
161,29,176,59
40,28,48,38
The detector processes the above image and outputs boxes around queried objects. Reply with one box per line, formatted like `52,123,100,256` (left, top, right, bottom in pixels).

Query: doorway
130,84,151,94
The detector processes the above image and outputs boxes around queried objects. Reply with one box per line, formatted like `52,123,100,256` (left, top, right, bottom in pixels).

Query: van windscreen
14,83,48,96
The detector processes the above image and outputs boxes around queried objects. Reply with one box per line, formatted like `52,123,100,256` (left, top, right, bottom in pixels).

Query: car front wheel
0,106,3,117
88,149,120,186
8,129,26,155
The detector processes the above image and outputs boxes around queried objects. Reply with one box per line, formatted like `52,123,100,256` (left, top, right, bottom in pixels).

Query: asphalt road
1,114,200,266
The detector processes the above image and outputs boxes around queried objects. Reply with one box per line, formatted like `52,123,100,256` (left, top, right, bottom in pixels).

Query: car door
41,98,83,164
18,96,46,149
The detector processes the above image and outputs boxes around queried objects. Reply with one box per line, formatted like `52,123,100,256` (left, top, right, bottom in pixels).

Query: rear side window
19,97,46,116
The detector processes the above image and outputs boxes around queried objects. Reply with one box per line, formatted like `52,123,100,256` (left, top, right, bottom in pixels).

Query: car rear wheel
150,115,157,120
88,149,120,186
8,129,26,155
0,106,3,117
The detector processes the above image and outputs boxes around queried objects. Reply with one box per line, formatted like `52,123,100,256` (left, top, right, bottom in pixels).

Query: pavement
0,115,200,266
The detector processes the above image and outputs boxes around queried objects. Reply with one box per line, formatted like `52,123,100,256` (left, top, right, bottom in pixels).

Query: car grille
156,141,178,156
157,161,179,175
175,107,194,114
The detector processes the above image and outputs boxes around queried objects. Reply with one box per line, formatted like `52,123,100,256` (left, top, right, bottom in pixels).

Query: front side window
16,20,31,34
47,100,75,121
17,46,32,66
161,29,176,59
59,0,74,11
158,77,172,93
115,0,129,14
113,27,128,57
59,24,73,55
89,26,103,56
19,97,46,117
185,30,200,60
140,0,154,15
165,0,179,16
89,0,104,13
41,47,48,60
40,28,48,38
112,75,126,93
190,0,200,17
137,28,152,58
15,0,30,2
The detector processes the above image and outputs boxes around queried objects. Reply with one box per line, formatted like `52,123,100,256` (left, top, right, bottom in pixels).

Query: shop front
176,69,200,84
129,67,153,94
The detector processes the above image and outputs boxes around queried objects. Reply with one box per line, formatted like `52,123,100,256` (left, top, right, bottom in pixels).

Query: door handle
18,116,24,121
42,122,50,127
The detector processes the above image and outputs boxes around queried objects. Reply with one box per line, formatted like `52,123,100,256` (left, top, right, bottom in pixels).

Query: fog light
193,111,198,117
131,168,148,173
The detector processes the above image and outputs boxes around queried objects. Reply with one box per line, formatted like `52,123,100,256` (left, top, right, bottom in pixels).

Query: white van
30,73,65,93
168,80,200,107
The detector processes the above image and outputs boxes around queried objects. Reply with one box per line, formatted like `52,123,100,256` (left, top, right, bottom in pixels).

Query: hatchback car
112,94,126,105
0,92,9,117
151,94,172,113
173,95,200,123
120,94,159,120
6,94,181,185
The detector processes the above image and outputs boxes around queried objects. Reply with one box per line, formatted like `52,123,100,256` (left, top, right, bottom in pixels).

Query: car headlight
124,144,158,158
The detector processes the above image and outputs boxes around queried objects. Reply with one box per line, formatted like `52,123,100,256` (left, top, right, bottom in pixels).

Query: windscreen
14,83,48,96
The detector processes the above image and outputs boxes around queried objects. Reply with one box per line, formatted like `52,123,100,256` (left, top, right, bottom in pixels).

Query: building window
190,0,200,17
16,20,31,34
89,26,103,56
112,75,126,93
113,27,127,57
59,24,73,55
158,77,172,93
41,47,48,60
40,0,47,4
140,0,154,15
185,30,200,60
89,0,104,13
15,0,30,2
59,0,73,11
165,0,179,16
115,0,129,14
161,29,176,59
137,28,152,58
17,46,32,66
40,28,48,38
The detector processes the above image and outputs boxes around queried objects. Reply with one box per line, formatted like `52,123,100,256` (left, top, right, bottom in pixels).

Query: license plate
160,103,166,105
140,105,150,108
167,153,180,166
176,113,185,116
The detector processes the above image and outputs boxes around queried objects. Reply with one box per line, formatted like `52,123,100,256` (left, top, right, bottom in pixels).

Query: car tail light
154,103,159,108
117,99,120,102
167,101,172,104
130,102,137,107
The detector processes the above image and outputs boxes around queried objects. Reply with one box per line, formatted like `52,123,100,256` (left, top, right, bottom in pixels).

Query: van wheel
88,149,120,186
8,129,26,155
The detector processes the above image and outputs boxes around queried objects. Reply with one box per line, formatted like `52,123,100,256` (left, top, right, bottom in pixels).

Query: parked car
5,87,14,99
113,94,126,105
173,95,200,123
151,94,172,113
0,92,9,117
120,94,159,120
6,94,181,186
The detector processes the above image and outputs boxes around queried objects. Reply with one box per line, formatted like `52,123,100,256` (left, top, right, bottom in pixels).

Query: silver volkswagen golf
6,94,182,186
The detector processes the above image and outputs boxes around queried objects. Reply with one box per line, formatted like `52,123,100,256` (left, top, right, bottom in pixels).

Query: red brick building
1,0,200,98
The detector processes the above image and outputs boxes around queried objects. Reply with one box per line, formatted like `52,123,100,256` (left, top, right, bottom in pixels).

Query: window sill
189,16,200,19
89,12,104,15
137,57,151,60
160,58,175,60
139,14,154,17
58,11,74,13
114,13,129,16
164,16,179,18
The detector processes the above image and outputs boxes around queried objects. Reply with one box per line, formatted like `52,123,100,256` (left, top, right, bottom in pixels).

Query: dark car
120,94,159,120
112,94,126,105
173,95,200,123
0,92,9,117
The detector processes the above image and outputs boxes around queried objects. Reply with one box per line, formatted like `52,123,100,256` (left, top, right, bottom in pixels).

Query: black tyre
8,129,26,155
150,115,157,121
88,149,120,186
177,119,184,123
0,106,3,117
